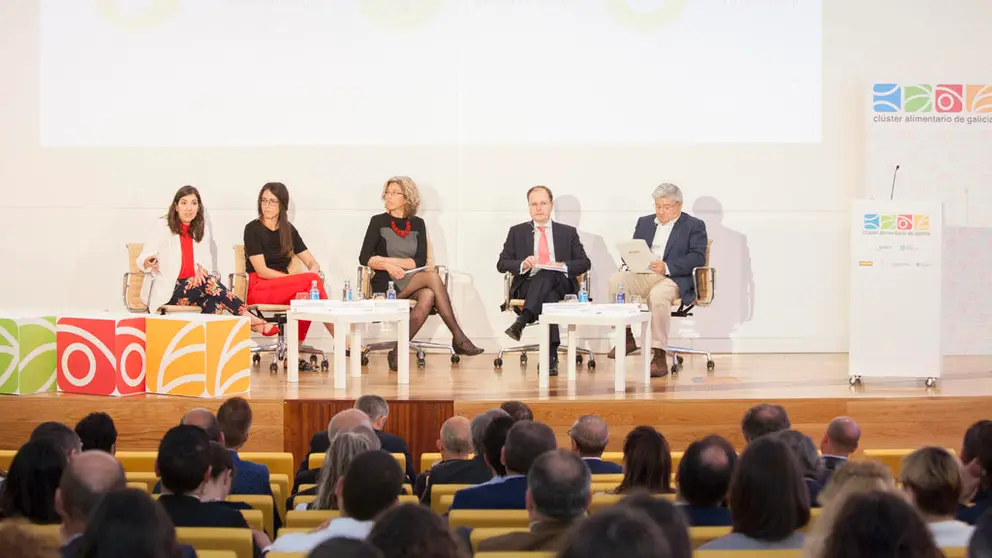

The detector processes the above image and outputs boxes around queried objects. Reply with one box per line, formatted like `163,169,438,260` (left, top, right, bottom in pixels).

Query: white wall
0,0,987,354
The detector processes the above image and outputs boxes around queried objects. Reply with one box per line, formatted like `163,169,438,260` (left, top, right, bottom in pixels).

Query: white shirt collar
654,216,677,227
533,219,553,230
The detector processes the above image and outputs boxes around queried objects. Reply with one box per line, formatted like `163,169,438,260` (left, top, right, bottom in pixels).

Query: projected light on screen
39,0,822,147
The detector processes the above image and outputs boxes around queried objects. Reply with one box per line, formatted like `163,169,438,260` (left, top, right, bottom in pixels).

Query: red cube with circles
56,315,146,396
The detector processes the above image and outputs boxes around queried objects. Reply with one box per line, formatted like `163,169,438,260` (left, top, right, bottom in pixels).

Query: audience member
355,395,416,485
266,450,404,553
76,488,194,558
155,425,268,556
30,422,82,461
367,503,468,558
480,414,516,481
960,421,992,524
614,426,673,495
74,413,117,454
501,400,534,422
479,450,591,552
901,446,975,547
740,403,791,443
308,538,384,558
180,408,223,442
296,408,373,489
307,425,380,511
699,436,809,550
676,435,736,526
804,459,896,558
0,520,60,558
818,416,860,482
55,450,128,557
0,439,66,524
568,414,623,474
217,397,273,496
450,419,557,510
619,494,693,558
969,508,992,558
777,430,826,506
416,416,490,504
558,506,673,558
200,442,259,517
820,491,942,558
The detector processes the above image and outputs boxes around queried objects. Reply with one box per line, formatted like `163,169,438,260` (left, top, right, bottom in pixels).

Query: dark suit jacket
449,475,528,510
376,430,417,486
477,519,575,552
301,430,416,486
497,221,591,300
157,494,261,558
416,455,494,504
230,452,272,496
958,489,992,525
680,504,733,527
819,455,848,485
582,457,623,474
62,536,197,558
630,212,707,304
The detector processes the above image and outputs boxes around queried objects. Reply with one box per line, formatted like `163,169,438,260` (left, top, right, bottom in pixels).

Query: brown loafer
607,327,639,359
650,349,669,378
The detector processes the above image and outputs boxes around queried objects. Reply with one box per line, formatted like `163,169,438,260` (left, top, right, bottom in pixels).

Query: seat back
694,239,715,306
21,523,61,546
309,452,405,472
175,527,254,558
447,509,531,529
125,243,149,312
227,494,275,537
117,450,158,473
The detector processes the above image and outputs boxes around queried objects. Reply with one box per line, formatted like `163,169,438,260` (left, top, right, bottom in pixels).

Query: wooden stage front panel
0,353,988,469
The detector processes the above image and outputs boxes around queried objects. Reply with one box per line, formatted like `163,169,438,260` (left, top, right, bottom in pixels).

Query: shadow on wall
942,225,992,355
688,196,754,353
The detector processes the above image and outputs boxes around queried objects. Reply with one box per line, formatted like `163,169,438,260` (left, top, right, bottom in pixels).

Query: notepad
616,239,655,273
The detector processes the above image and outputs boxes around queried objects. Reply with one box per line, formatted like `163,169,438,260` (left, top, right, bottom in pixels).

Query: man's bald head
823,416,860,456
181,408,222,443
327,409,373,442
439,416,472,455
57,450,127,524
569,415,610,457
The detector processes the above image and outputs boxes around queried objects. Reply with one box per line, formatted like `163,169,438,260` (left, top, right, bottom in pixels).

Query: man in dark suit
416,416,492,503
155,425,269,557
676,435,736,527
568,415,623,474
608,183,708,377
450,420,558,510
217,397,274,497
355,395,416,486
497,185,591,375
818,416,861,484
478,450,591,552
959,421,992,524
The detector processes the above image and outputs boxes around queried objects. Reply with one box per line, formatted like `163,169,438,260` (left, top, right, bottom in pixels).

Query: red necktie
537,226,551,265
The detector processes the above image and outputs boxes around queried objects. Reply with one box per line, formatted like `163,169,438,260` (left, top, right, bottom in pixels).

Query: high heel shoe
453,339,484,356
251,323,279,337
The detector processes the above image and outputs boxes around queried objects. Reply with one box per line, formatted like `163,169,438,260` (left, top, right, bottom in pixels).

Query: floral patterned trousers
166,276,247,315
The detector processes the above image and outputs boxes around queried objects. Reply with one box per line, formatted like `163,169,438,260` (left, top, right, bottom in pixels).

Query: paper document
405,266,428,276
535,263,567,273
616,239,655,273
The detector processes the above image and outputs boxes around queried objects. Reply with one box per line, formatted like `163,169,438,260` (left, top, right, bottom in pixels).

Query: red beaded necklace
390,218,411,238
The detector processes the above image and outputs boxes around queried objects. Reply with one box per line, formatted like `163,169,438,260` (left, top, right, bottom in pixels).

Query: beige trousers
607,272,680,350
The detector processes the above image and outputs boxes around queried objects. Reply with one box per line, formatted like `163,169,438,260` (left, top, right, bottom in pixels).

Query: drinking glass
563,294,579,303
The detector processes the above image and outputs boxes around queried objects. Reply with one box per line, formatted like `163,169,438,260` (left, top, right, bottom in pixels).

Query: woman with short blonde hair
308,426,382,511
359,176,482,370
901,446,975,548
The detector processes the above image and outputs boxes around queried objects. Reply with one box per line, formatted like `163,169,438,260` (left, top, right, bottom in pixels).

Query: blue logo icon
872,84,901,112
863,214,880,230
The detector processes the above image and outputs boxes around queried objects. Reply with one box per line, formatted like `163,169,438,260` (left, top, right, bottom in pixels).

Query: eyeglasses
655,202,680,210
260,198,280,206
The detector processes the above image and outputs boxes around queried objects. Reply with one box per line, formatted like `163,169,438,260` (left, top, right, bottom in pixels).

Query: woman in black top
360,176,483,368
244,182,333,345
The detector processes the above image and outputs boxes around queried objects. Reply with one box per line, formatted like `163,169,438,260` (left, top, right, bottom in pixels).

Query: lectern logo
873,83,992,113
863,213,930,232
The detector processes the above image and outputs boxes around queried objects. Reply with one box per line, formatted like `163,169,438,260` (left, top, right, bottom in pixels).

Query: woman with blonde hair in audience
611,426,674,495
820,490,943,558
802,459,895,558
139,185,275,334
359,176,483,370
303,426,381,511
901,446,976,548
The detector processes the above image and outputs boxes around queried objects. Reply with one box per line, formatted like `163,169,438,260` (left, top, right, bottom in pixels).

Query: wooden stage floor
1,353,990,469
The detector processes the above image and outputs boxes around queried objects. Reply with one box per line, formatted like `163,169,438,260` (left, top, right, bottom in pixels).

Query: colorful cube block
145,315,251,398
56,315,147,396
0,316,58,395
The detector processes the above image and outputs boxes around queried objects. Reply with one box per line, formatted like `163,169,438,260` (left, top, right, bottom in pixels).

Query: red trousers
246,272,327,343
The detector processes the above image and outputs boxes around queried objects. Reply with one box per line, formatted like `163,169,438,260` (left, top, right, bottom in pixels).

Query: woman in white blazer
137,185,275,335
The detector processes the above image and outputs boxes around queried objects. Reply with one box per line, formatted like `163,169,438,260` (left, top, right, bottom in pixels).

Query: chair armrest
434,265,449,292
693,266,715,306
502,272,513,311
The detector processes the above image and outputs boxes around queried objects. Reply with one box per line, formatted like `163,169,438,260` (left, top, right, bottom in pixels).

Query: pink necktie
537,226,551,265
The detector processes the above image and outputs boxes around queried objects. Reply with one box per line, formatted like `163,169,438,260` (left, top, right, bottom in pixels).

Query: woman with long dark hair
0,439,66,524
243,182,333,344
138,185,274,333
613,426,674,495
77,489,188,558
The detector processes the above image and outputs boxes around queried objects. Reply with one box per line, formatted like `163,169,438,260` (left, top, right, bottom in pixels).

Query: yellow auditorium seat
309,452,406,472
125,472,159,493
126,481,150,492
587,492,676,512
269,480,287,522
431,483,474,513
291,494,418,512
448,510,530,529
266,554,308,558
862,448,956,478
286,509,341,529
116,451,158,473
944,548,967,558
238,509,264,532
421,452,442,472
22,523,60,545
175,527,253,558
277,527,311,537
196,551,239,558
228,494,275,537
0,449,16,471
475,553,554,558
695,552,801,558
297,483,316,492
239,453,294,487
689,526,732,548
590,474,624,484
470,528,530,551
589,482,621,493
601,452,623,465
292,495,316,507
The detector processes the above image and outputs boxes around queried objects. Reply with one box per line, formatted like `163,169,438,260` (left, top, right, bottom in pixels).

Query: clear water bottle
343,279,353,301
309,280,320,300
386,281,397,300
615,282,625,304
578,278,589,303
